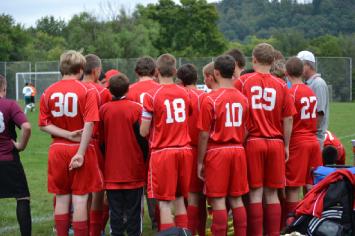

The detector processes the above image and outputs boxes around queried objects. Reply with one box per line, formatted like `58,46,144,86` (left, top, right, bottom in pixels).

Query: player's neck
138,76,153,82
159,77,174,85
218,78,234,88
82,75,96,83
253,64,271,74
62,74,80,80
185,84,197,89
289,77,303,85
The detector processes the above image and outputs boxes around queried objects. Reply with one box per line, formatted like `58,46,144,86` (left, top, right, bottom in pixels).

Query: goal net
15,72,61,101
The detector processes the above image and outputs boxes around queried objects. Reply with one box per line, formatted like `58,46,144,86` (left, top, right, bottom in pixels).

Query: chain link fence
0,57,352,102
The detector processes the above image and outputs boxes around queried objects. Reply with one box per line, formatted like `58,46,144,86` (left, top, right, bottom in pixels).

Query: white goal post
15,71,61,101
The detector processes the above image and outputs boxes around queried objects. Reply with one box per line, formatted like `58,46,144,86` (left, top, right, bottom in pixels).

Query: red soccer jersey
127,79,160,104
87,82,111,139
99,99,146,185
198,88,249,147
289,84,318,138
235,72,296,138
324,130,346,164
90,82,112,106
39,79,99,143
142,84,191,150
187,88,204,146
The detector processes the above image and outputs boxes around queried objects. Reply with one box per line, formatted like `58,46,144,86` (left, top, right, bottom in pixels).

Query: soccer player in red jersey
324,130,346,165
82,54,112,236
100,74,147,236
127,56,160,104
198,55,249,236
176,64,206,235
225,48,246,81
39,50,103,236
284,57,322,225
235,43,296,236
127,56,160,230
0,75,32,236
140,53,193,230
203,62,219,91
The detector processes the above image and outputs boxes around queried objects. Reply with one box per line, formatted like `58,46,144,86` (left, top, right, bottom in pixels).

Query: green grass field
1,102,355,235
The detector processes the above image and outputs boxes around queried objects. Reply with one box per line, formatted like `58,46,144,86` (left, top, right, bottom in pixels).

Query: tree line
0,0,354,61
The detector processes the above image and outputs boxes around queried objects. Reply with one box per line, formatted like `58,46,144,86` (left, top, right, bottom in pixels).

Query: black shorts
24,96,31,105
30,96,35,103
0,150,30,199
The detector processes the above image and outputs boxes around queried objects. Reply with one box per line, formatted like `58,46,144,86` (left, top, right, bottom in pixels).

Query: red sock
187,205,199,233
90,210,103,236
232,207,247,236
72,221,88,236
198,200,207,236
265,203,281,236
55,213,70,236
211,210,227,236
160,223,175,231
285,201,298,216
102,204,109,232
247,203,263,236
175,214,188,228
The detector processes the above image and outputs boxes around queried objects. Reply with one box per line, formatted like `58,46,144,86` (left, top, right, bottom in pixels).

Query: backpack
156,227,192,236
283,178,355,236
313,166,355,185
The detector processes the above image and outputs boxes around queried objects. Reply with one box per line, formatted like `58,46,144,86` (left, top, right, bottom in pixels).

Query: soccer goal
15,72,61,101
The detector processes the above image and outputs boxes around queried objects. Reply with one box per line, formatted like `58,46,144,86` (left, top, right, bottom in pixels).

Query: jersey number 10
51,92,78,117
225,103,243,127
164,99,186,124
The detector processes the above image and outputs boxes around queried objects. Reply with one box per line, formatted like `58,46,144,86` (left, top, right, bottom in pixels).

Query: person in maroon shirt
0,74,32,236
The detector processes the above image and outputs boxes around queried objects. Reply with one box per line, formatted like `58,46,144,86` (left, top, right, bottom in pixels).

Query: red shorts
204,146,249,198
147,147,193,201
189,147,204,193
92,139,104,171
48,143,104,195
287,137,322,186
246,138,285,189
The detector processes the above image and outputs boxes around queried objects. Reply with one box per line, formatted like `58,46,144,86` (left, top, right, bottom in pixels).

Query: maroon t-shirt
0,98,28,161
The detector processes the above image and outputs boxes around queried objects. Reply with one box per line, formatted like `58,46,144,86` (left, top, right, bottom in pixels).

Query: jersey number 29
51,92,78,117
251,86,276,111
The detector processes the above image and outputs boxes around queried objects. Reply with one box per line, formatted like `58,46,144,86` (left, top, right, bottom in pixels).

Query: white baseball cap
297,50,316,63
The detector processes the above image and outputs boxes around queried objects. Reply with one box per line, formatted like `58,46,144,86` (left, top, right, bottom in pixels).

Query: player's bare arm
197,131,209,180
12,121,31,151
69,121,94,170
283,116,293,162
140,119,151,137
40,124,82,143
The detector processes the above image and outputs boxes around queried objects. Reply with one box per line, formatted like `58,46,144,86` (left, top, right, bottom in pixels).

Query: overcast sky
1,0,218,27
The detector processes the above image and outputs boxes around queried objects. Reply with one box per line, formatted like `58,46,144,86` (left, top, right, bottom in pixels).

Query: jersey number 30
164,99,186,123
50,93,78,117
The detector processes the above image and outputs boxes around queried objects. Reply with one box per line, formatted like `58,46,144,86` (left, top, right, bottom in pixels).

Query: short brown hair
203,62,214,76
156,53,176,77
177,64,198,86
252,43,275,65
225,48,246,68
84,54,101,75
286,57,304,78
60,50,86,76
270,59,286,79
135,56,156,77
109,73,130,98
214,55,235,79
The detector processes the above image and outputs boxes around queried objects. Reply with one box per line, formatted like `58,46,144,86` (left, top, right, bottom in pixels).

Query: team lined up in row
37,43,329,236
